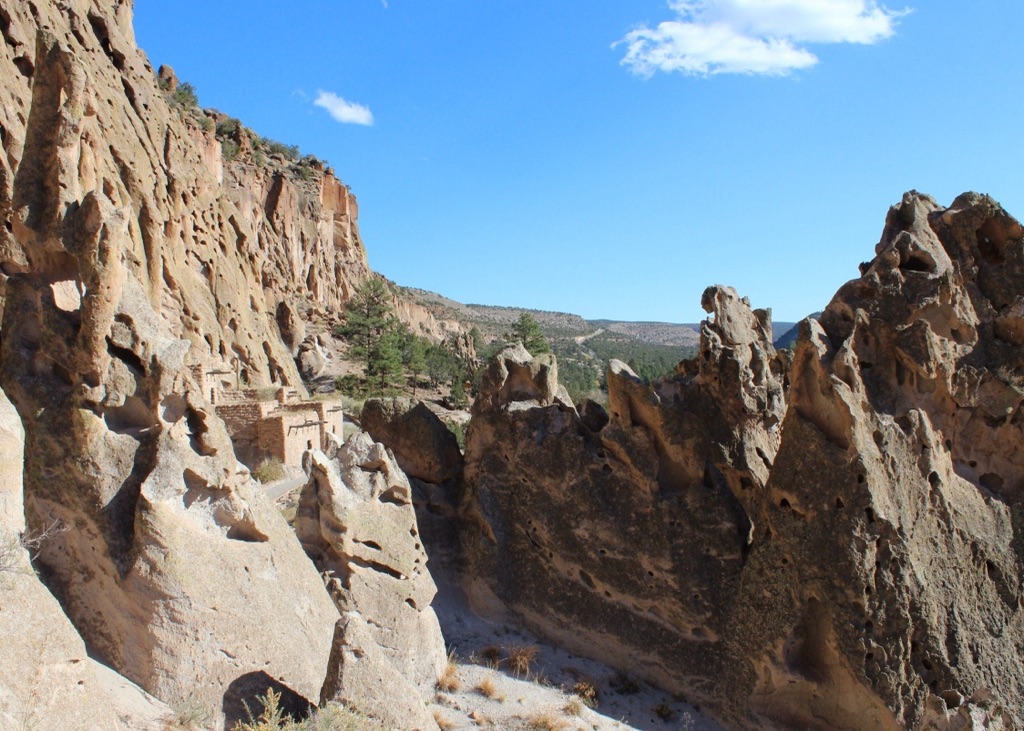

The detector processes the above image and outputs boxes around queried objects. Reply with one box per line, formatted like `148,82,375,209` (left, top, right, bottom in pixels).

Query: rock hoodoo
296,432,446,730
723,192,1023,729
457,195,1024,729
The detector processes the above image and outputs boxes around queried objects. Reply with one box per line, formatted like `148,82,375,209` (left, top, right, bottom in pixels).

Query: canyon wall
0,0,371,389
458,194,1023,729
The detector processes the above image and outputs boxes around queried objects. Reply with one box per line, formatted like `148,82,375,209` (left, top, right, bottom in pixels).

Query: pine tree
336,278,405,395
401,332,428,396
510,312,550,355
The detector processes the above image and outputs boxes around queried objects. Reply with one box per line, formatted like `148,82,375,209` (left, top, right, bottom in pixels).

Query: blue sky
134,1,1024,324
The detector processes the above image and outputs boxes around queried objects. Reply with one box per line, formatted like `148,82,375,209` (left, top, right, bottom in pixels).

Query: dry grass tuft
505,644,540,677
432,709,456,731
479,645,502,667
562,698,585,717
437,653,461,692
526,710,574,731
475,673,503,700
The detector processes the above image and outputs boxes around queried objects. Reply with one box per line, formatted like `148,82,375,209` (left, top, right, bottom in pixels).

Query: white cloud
314,91,374,126
617,0,907,77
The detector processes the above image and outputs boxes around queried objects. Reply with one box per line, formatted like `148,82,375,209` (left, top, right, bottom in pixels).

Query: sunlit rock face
726,192,1023,729
460,291,787,719
296,432,445,731
0,11,340,725
0,0,371,389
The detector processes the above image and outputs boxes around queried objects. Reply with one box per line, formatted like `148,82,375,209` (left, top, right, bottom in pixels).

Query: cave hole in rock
865,620,874,634
104,395,155,433
223,672,310,727
857,473,865,484
184,407,215,456
779,498,791,510
899,254,935,273
835,497,845,509
929,471,940,487
980,472,1005,491
986,560,997,580
865,507,876,524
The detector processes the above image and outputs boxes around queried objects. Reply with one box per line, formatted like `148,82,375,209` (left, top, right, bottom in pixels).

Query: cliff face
726,192,1024,729
460,288,786,715
458,194,1024,729
0,0,371,389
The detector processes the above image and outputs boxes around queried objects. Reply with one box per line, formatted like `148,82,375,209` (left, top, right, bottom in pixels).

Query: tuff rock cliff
454,194,1024,729
458,289,787,716
0,1,447,728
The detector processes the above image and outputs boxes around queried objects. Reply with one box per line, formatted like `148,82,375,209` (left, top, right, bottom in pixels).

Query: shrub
445,421,467,451
251,458,284,484
216,118,240,137
571,680,599,708
654,703,675,722
231,689,386,731
170,81,199,111
222,138,239,159
197,115,214,133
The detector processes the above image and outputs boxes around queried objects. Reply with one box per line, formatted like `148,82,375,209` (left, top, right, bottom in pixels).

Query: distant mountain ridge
402,286,799,349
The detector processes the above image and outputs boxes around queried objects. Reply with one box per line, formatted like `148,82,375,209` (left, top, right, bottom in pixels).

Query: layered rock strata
460,294,786,713
296,432,446,731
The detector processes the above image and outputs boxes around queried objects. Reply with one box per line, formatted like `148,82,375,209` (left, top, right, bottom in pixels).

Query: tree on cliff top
510,312,550,355
336,278,404,394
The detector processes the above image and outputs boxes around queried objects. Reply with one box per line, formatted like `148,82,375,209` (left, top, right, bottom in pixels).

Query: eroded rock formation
459,196,1024,729
0,0,370,388
460,291,786,713
723,192,1023,729
0,387,171,731
1,23,339,726
296,432,446,731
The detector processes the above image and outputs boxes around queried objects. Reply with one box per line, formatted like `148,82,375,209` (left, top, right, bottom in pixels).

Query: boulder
321,615,440,731
361,398,464,484
297,334,333,382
